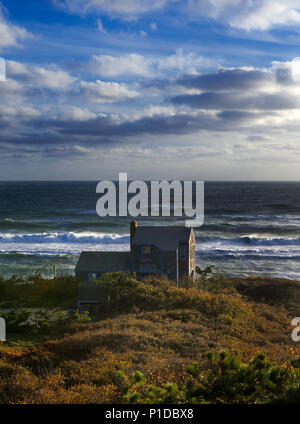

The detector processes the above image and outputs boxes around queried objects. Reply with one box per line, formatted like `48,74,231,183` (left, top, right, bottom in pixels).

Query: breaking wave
0,232,129,244
198,235,300,247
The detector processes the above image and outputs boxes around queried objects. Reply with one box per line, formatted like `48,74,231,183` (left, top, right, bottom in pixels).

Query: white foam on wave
196,234,300,260
0,242,129,257
198,234,300,246
0,232,130,244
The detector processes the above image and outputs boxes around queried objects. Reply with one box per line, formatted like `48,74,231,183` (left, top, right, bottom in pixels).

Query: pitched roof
132,225,192,251
75,251,131,273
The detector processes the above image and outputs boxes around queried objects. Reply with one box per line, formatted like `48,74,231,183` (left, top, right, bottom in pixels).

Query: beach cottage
75,221,195,314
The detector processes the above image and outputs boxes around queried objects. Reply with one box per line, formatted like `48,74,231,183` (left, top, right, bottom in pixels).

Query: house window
88,273,98,282
141,246,151,260
179,245,186,259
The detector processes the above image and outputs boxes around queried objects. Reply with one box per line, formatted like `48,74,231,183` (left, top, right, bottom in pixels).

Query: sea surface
0,181,300,279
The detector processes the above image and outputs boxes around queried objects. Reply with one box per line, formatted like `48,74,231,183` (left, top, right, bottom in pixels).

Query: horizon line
1,179,300,183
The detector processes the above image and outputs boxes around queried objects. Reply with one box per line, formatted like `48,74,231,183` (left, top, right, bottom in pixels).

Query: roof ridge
80,251,130,254
136,225,190,229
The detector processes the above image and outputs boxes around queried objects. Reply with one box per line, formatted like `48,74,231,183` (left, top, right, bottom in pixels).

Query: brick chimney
130,220,138,249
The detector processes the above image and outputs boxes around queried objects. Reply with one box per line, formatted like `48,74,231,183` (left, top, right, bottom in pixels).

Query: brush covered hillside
0,270,300,404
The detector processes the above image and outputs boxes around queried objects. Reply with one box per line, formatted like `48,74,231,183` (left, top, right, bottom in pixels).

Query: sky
2,1,300,180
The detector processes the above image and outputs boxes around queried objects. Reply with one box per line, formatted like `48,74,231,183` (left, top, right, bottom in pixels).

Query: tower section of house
130,224,195,279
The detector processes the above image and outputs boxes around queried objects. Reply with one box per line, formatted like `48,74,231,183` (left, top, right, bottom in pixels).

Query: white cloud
0,104,41,120
6,54,300,175
4,60,138,105
97,18,107,33
187,0,300,31
79,79,138,102
0,77,24,106
90,53,151,77
0,6,32,50
272,57,300,83
157,49,215,73
172,61,300,112
54,0,169,17
53,0,300,32
58,107,98,121
150,22,157,31
90,50,217,77
7,60,76,89
32,67,75,89
54,0,300,31
72,145,91,153
130,105,176,120
0,56,5,81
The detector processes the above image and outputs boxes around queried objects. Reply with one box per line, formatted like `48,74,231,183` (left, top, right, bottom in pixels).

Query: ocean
0,181,300,279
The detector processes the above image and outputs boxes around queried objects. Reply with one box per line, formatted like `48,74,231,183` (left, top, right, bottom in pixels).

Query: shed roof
75,251,131,273
132,225,192,251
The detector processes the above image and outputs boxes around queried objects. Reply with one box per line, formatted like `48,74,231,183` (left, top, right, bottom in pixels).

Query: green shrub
0,275,78,309
120,351,300,404
0,310,31,333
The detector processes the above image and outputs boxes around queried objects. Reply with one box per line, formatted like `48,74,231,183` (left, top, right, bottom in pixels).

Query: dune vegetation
0,270,300,404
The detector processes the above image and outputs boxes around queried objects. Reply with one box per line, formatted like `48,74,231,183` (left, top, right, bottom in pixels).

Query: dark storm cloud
170,91,299,110
274,67,293,85
176,69,271,91
0,142,93,161
0,100,278,160
0,121,12,130
246,135,269,142
29,111,237,140
0,109,251,158
0,130,117,148
2,58,300,161
217,110,263,121
139,78,170,89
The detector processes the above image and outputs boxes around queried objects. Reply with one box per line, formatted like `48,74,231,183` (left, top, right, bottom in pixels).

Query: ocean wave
197,251,300,260
1,231,300,248
0,219,127,232
198,235,300,247
0,232,130,244
0,251,74,258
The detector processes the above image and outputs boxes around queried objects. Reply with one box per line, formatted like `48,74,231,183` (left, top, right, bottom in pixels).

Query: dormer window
88,273,98,282
141,246,151,260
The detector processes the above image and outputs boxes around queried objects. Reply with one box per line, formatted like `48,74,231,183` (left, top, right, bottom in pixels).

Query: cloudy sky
1,0,300,180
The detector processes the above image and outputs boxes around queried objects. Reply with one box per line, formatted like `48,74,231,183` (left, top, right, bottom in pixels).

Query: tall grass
0,271,298,403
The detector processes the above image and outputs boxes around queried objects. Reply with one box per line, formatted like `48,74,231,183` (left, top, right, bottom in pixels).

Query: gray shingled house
75,221,195,314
